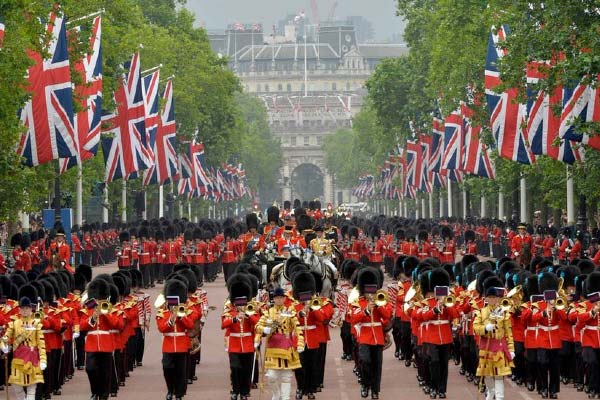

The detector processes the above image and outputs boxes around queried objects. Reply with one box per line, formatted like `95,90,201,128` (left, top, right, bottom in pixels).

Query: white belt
164,332,186,337
428,320,450,326
582,326,600,331
87,330,111,335
537,325,559,332
300,325,317,330
229,332,252,337
442,252,453,255
526,327,538,331
41,330,54,334
109,330,120,334
360,322,382,328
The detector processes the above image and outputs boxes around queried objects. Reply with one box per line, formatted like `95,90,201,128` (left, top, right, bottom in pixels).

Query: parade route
45,262,589,400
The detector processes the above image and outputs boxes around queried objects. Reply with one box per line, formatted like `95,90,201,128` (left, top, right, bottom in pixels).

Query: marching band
1,203,600,399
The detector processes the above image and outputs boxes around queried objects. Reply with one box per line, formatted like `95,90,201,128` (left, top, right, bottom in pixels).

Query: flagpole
102,185,109,223
498,188,504,220
480,195,486,218
158,185,164,218
141,64,162,75
421,197,426,219
66,9,104,25
566,165,574,225
462,188,467,218
141,171,147,220
121,180,127,223
520,175,527,223
188,199,192,220
54,160,62,224
76,164,83,226
439,190,444,218
428,192,433,219
447,176,453,217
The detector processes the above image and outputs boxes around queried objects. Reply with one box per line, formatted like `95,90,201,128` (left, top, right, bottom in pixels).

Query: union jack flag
441,109,464,171
485,26,535,164
18,10,77,167
60,16,103,172
144,79,178,186
526,61,583,164
192,143,213,197
558,78,600,151
102,52,153,182
461,104,496,178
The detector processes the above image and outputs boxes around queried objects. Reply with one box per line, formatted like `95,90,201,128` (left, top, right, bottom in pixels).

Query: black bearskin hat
129,227,138,238
227,273,253,303
138,227,149,239
39,280,55,303
18,284,39,305
585,271,600,295
538,271,559,292
112,275,127,297
418,230,428,242
73,272,87,293
341,260,360,280
441,226,453,240
348,226,359,239
20,234,31,250
310,271,323,294
428,268,450,293
284,201,291,210
267,206,280,224
130,269,143,288
370,225,381,239
177,269,198,293
499,260,519,283
10,233,22,248
246,213,259,230
293,199,301,209
476,270,496,295
464,230,476,242
292,270,316,300
296,214,312,233
557,265,580,288
184,229,193,242
75,264,92,283
357,267,381,295
578,259,596,274
87,279,110,300
165,226,175,240
165,279,188,304
524,274,540,298
224,226,235,239
119,231,130,243
483,276,504,297
154,229,165,241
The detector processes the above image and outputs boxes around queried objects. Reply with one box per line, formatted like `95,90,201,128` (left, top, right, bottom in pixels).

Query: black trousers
163,352,188,397
140,263,151,288
114,349,124,390
163,263,174,280
513,341,526,381
75,332,87,368
538,348,560,393
317,342,327,387
526,348,542,390
399,321,412,360
358,344,383,393
560,341,576,381
340,321,354,356
126,335,137,372
575,343,585,386
295,348,320,394
583,346,600,393
135,327,145,363
86,352,113,397
461,335,478,376
391,317,401,355
63,340,74,378
229,352,254,395
424,343,450,394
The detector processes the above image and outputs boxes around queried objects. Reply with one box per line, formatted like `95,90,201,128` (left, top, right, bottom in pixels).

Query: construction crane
310,0,320,25
328,1,338,20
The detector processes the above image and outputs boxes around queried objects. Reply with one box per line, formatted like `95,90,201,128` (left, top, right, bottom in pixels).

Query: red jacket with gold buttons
80,308,125,352
350,297,392,346
221,305,259,353
417,297,459,345
156,308,197,353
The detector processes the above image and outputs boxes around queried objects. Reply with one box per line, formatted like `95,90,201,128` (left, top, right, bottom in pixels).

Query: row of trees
0,0,281,222
324,0,600,227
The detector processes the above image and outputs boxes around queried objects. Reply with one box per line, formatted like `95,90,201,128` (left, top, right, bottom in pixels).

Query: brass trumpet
309,296,323,311
99,301,112,315
444,295,456,308
373,290,388,307
500,297,512,312
176,304,187,318
244,302,258,317
555,296,567,310
33,310,44,322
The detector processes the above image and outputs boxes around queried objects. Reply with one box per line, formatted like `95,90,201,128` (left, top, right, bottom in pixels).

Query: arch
291,163,324,201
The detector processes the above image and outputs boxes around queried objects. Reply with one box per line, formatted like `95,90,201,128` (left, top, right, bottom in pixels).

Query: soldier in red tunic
351,267,392,399
511,223,534,268
116,231,132,270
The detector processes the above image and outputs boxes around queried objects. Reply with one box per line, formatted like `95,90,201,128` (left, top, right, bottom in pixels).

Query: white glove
73,332,80,339
262,326,271,335
40,362,47,371
485,323,495,332
509,351,515,360
513,251,519,257
297,346,304,353
0,346,9,354
254,342,260,350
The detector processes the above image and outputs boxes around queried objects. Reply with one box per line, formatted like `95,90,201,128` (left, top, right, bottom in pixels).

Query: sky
184,0,406,41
